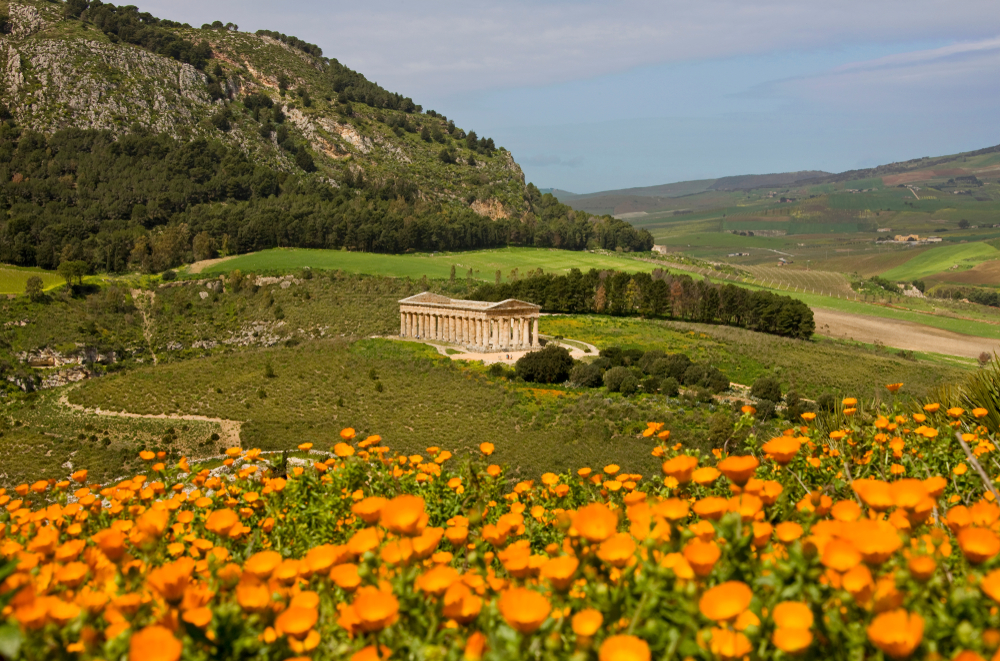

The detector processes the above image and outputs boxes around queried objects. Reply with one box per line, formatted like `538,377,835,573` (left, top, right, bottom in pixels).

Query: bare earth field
813,308,997,359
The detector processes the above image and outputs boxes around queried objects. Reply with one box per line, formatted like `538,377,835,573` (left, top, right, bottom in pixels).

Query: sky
141,0,1000,193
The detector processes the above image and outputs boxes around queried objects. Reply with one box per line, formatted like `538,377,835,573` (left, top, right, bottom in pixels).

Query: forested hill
0,1,653,272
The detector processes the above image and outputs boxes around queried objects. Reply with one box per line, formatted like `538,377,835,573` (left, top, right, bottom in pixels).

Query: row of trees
0,124,654,273
471,269,815,340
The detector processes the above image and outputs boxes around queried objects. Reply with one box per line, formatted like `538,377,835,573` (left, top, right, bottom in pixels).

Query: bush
603,366,630,393
651,354,692,381
619,373,639,396
514,345,574,384
751,375,783,403
638,350,666,374
487,363,512,379
755,399,776,421
682,364,730,393
640,375,660,394
161,270,177,281
817,393,837,412
569,363,604,388
661,377,680,397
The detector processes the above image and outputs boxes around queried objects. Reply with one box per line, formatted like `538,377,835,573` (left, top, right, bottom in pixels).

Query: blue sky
144,0,1000,193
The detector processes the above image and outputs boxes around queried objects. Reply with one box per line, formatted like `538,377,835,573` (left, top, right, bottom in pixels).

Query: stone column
458,314,465,344
476,318,483,349
464,316,471,345
451,316,457,343
500,318,508,349
436,314,443,341
532,317,539,347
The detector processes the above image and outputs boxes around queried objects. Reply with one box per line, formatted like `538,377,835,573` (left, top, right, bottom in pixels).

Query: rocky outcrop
471,198,510,220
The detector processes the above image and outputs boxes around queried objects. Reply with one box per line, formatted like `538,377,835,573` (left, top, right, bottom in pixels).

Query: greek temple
399,292,541,351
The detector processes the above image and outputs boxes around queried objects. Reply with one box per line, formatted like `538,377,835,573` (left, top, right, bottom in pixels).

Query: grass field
741,266,854,296
926,259,1000,286
61,338,710,485
0,265,65,295
881,242,999,281
198,247,656,281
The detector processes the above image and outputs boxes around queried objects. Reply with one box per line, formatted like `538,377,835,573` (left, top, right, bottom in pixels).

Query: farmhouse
399,292,541,352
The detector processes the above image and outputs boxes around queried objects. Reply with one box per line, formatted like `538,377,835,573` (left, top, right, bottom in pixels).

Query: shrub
569,363,604,388
514,345,574,384
603,366,630,393
638,350,666,374
682,364,731,393
640,375,660,394
751,375,783,403
661,377,680,397
755,399,776,421
161,269,177,281
817,393,837,412
619,373,639,396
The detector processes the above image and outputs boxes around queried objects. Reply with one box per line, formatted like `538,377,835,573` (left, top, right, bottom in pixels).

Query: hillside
0,0,652,272
552,172,831,216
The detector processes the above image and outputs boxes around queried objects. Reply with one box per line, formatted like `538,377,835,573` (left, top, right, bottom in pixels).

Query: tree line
0,124,653,274
471,269,815,340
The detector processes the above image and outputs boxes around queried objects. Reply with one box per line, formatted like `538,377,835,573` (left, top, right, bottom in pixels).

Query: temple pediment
398,292,541,351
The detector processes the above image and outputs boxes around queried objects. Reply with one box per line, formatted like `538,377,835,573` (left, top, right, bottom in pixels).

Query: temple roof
398,292,540,313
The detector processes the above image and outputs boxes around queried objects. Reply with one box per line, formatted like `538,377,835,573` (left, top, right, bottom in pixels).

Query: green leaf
0,624,22,660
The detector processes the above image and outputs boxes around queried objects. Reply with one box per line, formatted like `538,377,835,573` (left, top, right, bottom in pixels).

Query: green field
881,242,1000,281
199,247,655,280
0,265,65,295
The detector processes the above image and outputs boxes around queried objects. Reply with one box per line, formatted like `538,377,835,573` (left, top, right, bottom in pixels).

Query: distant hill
801,144,1000,185
552,173,830,216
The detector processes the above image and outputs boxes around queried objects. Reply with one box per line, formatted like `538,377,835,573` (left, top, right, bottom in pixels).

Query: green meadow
199,247,655,280
0,265,66,295
881,242,1000,281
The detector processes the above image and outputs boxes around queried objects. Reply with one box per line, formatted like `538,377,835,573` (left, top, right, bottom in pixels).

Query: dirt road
813,308,998,359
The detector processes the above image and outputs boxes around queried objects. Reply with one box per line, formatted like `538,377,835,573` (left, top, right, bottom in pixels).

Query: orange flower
683,539,721,577
352,586,400,632
775,522,803,543
572,503,618,542
205,509,240,536
908,556,936,581
598,635,650,661
772,628,813,654
92,528,127,561
334,442,355,457
541,555,579,591
182,607,213,628
498,588,551,634
146,557,195,605
958,527,1000,564
867,609,924,659
692,466,721,486
973,407,988,418
129,625,182,661
698,581,752,622
442,582,482,624
709,628,753,660
464,632,487,660
243,550,282,580
773,602,813,629
821,539,861,572
980,569,1000,603
55,561,89,588
340,427,356,440
415,565,460,596
852,479,893,511
717,455,759,486
886,383,903,392
380,495,426,536
480,442,495,455
236,581,271,612
661,455,698,483
762,437,800,465
330,564,362,591
598,533,636,568
275,605,319,639
572,608,604,637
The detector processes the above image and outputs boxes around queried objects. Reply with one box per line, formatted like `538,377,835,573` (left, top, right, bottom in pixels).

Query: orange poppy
708,628,753,660
572,503,618,543
661,455,698,483
598,634,651,661
352,586,400,631
598,533,636,568
717,455,759,486
380,495,426,536
762,437,801,465
772,628,813,654
275,605,319,639
572,608,603,637
442,582,482,624
204,509,240,536
867,609,924,659
541,555,579,591
772,602,813,629
128,625,182,661
683,539,721,577
498,588,551,634
958,527,1000,564
698,581,752,622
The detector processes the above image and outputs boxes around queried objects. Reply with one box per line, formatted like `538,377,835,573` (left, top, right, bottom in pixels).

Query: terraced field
741,265,854,296
0,265,64,295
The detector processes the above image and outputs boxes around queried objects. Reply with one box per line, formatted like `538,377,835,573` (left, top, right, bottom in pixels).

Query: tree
449,265,456,282
514,345,574,384
420,126,432,142
959,219,971,229
295,149,317,172
569,363,603,388
438,148,456,164
57,260,88,287
24,276,44,301
603,366,630,393
750,375,782,403
192,232,215,262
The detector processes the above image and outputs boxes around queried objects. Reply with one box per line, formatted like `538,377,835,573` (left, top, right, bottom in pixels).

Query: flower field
3,393,1000,660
